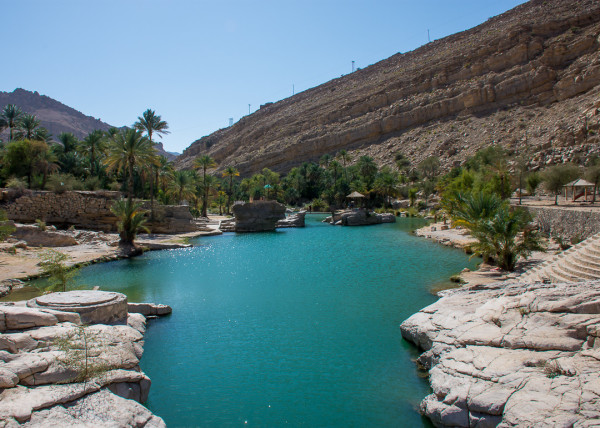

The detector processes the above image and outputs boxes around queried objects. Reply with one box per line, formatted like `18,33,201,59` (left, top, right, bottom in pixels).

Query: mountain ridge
175,0,600,175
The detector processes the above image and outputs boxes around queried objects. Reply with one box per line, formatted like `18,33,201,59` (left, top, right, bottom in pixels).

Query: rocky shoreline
407,221,600,426
0,292,170,427
400,279,600,427
0,222,223,299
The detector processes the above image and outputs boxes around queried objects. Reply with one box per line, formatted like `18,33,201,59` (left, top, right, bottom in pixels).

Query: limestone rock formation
325,210,396,226
12,225,78,247
276,211,306,228
231,201,286,232
0,296,167,426
400,279,600,427
0,190,199,234
26,291,128,325
176,0,600,176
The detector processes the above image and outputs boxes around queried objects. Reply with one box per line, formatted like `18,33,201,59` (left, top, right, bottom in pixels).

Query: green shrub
309,198,328,212
35,219,47,231
0,210,16,241
46,173,84,193
84,176,103,191
6,177,27,192
39,250,77,292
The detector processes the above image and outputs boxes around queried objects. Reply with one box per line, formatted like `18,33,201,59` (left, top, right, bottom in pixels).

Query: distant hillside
0,88,178,160
176,0,600,176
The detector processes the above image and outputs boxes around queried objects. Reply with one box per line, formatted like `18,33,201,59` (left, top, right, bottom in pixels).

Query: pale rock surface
11,225,78,247
0,298,164,426
276,211,306,228
401,279,600,427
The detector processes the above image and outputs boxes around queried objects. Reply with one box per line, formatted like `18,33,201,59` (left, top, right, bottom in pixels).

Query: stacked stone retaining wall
0,189,197,233
525,206,600,241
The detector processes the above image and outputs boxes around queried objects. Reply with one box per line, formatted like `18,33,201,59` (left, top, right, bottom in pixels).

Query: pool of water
25,215,478,427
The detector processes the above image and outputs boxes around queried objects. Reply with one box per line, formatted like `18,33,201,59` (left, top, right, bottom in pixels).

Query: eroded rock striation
231,200,286,232
400,280,600,427
176,0,600,177
0,292,167,426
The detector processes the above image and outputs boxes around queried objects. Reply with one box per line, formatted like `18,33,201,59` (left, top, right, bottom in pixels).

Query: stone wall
525,206,600,240
0,189,198,233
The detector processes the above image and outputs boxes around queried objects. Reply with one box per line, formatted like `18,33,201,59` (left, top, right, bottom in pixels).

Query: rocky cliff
176,0,600,175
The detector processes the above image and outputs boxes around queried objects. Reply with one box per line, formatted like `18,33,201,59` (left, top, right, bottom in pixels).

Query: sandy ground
0,218,225,284
415,221,558,288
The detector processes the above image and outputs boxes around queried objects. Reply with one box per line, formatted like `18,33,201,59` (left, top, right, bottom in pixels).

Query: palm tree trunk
128,163,134,203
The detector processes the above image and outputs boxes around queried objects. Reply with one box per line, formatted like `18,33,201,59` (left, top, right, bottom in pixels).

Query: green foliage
46,173,84,193
54,325,112,386
0,210,15,241
6,177,26,192
35,219,47,231
450,192,546,271
309,198,328,212
39,250,77,292
110,199,149,245
542,163,580,205
525,172,542,196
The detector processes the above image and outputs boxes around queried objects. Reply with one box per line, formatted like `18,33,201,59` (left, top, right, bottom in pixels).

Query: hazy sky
1,0,526,153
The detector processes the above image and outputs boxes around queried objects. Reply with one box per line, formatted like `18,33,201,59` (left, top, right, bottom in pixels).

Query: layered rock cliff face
176,0,600,176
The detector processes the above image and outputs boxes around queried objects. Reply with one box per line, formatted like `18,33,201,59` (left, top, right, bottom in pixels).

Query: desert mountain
0,88,178,160
175,0,600,176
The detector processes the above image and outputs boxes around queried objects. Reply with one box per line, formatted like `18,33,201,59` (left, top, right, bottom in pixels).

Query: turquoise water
66,215,477,427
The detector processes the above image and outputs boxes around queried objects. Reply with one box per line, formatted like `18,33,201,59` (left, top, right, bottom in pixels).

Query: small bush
309,198,328,212
35,219,47,231
47,174,83,193
0,210,16,241
84,176,103,191
6,177,27,192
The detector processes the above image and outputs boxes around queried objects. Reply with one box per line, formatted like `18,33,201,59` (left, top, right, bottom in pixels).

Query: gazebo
346,191,365,209
563,179,596,202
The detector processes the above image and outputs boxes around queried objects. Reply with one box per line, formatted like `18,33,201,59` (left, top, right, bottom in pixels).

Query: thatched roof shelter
563,178,596,202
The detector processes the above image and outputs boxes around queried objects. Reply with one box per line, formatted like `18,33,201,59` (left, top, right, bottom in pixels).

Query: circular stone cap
27,290,128,325
34,290,120,307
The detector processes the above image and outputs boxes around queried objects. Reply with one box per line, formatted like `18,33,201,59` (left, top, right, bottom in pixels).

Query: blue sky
1,0,526,153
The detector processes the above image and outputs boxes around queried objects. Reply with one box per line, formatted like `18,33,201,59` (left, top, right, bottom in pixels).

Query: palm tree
448,191,504,229
337,149,352,182
33,127,52,143
110,199,149,247
194,155,216,217
57,132,79,153
1,104,23,141
168,170,196,204
37,148,60,189
373,168,399,207
104,128,156,203
15,114,41,140
196,174,218,215
80,130,106,176
134,109,170,214
357,155,378,189
222,165,239,214
469,205,545,271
